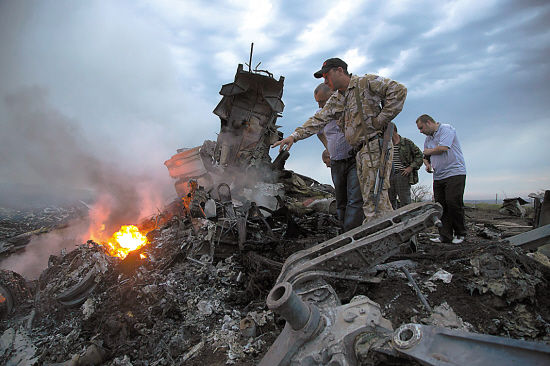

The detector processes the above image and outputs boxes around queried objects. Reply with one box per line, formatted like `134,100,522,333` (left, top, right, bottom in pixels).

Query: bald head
314,83,332,108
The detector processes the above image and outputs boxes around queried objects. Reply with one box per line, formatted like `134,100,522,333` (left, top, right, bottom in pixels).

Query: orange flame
103,225,148,259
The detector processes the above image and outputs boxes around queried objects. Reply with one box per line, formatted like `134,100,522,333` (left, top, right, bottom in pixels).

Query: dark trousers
389,171,412,209
331,157,364,231
433,175,466,242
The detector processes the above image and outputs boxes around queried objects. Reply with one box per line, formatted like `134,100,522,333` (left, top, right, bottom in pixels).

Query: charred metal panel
164,146,207,179
213,64,284,167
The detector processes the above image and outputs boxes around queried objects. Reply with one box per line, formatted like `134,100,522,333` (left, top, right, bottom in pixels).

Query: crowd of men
272,58,467,244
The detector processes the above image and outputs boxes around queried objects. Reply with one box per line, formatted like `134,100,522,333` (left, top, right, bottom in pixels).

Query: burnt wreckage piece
213,63,285,169
165,63,285,200
259,202,550,366
163,63,336,259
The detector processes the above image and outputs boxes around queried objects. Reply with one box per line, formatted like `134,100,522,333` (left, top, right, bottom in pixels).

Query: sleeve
366,75,407,127
408,139,424,169
438,125,455,148
291,93,344,141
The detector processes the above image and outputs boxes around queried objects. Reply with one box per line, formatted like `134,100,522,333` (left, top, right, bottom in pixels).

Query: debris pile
1,63,549,365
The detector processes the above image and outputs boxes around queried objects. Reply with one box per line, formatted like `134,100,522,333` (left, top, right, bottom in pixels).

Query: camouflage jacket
291,74,407,148
395,136,423,185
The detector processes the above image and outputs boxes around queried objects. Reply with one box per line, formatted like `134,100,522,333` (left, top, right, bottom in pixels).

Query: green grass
465,202,501,211
465,202,535,217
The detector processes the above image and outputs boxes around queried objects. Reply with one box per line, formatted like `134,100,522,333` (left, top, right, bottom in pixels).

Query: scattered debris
529,190,550,228
429,269,453,283
423,302,472,330
500,197,529,217
0,59,549,365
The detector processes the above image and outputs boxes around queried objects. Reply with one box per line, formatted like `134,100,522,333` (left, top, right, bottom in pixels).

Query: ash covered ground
0,194,549,366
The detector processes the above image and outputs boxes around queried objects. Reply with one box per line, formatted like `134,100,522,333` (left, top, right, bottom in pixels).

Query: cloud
270,0,365,70
422,0,499,37
376,47,419,78
343,48,371,72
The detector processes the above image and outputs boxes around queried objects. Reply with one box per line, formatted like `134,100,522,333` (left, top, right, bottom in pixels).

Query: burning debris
1,61,550,365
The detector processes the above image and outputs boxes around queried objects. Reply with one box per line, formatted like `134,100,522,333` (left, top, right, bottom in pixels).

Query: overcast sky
1,0,549,203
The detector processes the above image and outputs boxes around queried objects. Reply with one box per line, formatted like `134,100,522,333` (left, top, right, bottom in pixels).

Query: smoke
1,86,162,218
0,87,166,277
0,219,90,280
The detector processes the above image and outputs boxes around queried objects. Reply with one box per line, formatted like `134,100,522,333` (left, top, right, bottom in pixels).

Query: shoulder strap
353,86,376,167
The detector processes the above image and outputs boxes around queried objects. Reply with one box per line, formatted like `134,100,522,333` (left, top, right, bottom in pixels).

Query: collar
430,122,440,136
338,74,357,95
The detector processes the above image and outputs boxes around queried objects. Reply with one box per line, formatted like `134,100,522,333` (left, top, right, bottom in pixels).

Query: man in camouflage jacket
273,58,407,221
389,124,424,209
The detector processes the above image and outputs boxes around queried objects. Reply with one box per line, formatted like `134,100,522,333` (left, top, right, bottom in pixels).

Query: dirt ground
0,203,549,365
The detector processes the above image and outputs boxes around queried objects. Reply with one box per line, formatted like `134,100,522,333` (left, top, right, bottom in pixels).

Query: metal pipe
266,282,311,330
248,43,253,72
401,267,432,312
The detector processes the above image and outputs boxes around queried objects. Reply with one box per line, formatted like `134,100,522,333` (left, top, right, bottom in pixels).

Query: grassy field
465,202,501,211
465,201,535,217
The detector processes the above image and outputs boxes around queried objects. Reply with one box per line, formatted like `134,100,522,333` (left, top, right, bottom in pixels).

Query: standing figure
315,83,364,231
273,58,407,222
416,114,467,244
389,125,423,209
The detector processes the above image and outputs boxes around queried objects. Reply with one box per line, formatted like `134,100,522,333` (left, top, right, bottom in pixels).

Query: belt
333,154,356,162
353,133,382,154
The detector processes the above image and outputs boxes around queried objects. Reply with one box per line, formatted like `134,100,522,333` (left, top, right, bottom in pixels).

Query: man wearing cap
272,58,407,222
315,83,364,231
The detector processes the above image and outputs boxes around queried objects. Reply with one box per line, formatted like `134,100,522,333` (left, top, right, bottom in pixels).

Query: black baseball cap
313,58,348,78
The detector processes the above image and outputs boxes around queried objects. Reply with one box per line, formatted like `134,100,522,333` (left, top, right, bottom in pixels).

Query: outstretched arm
272,135,295,152
271,92,342,152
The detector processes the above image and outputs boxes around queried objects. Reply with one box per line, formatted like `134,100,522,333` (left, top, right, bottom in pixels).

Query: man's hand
423,148,433,156
272,135,295,152
401,166,413,176
322,149,331,168
425,162,433,173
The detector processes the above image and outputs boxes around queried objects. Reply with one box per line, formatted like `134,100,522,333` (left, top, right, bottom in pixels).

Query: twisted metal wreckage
1,57,550,365
163,61,550,365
